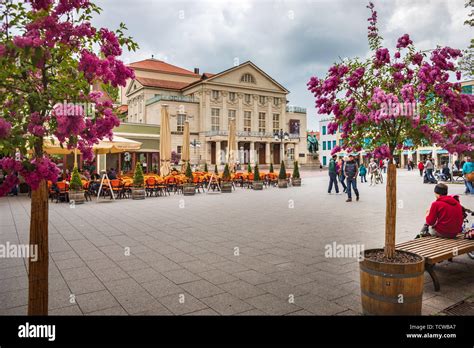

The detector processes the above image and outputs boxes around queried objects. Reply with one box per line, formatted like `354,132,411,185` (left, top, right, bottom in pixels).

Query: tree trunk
28,179,49,315
384,163,397,258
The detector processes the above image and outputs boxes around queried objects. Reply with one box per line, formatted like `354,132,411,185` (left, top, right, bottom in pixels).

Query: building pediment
184,61,289,94
125,79,143,97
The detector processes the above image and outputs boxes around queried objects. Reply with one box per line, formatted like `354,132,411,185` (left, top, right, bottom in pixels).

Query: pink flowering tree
308,2,474,259
0,0,136,314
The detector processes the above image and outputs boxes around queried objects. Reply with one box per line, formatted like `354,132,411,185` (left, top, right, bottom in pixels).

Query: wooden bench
396,235,474,292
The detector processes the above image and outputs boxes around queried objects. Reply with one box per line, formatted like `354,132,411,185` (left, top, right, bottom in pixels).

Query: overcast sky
93,0,472,131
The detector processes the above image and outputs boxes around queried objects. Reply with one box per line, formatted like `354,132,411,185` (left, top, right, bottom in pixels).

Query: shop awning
418,150,433,155
436,149,449,154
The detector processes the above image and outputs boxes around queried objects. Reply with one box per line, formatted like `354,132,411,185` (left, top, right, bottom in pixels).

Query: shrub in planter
292,161,302,186
253,164,263,190
221,163,233,193
269,163,274,173
214,164,219,175
247,163,252,174
204,163,208,173
69,167,85,204
183,162,195,196
132,162,145,200
278,161,288,188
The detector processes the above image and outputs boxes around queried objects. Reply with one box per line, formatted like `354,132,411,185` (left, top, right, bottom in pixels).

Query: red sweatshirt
425,195,463,238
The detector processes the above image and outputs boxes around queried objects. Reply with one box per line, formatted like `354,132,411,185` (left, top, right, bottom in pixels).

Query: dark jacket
328,158,337,174
344,160,358,178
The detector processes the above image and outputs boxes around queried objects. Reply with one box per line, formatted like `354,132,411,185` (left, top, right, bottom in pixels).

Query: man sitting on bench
419,183,463,239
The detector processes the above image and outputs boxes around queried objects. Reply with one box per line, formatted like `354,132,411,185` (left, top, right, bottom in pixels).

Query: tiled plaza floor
0,169,473,315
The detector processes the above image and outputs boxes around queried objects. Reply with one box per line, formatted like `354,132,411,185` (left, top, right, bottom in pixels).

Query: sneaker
356,196,359,201
346,198,352,202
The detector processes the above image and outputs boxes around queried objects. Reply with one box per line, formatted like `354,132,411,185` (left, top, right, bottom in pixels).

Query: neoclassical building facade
114,58,308,171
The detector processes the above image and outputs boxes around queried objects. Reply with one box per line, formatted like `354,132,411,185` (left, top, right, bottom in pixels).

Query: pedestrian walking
368,158,378,186
359,163,367,183
418,160,424,177
338,156,347,193
425,157,435,182
383,158,389,173
344,154,359,202
327,155,339,194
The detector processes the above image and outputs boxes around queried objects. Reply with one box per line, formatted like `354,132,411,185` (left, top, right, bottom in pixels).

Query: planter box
292,178,302,186
183,183,196,196
253,181,263,190
221,182,233,193
68,190,85,204
131,187,146,200
360,249,424,315
278,179,288,188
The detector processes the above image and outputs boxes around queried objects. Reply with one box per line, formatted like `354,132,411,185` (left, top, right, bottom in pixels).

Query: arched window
241,73,255,84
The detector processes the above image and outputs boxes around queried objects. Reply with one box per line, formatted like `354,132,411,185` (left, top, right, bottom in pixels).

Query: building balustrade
205,130,301,139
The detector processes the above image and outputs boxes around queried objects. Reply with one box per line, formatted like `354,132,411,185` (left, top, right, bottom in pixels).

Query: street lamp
274,128,290,164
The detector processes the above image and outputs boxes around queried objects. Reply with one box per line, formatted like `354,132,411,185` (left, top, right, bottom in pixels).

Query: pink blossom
0,118,12,138
396,34,412,49
374,48,390,67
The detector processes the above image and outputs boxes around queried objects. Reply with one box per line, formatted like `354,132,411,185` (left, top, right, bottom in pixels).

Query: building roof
129,59,200,77
116,105,128,114
135,76,192,90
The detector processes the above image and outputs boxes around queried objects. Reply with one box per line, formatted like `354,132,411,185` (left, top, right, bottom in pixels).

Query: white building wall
319,117,338,167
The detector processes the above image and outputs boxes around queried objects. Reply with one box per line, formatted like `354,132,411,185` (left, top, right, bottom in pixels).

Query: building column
237,93,244,132
400,152,405,168
216,141,221,165
416,150,420,164
222,92,228,131
249,142,255,165
294,143,299,163
265,142,271,164
267,99,272,136
253,95,258,132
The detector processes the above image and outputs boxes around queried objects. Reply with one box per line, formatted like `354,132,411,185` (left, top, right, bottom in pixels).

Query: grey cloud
93,0,472,130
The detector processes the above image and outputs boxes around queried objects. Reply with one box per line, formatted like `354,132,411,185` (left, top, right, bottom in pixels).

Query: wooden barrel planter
360,249,424,316
68,190,85,204
277,179,288,188
131,187,146,200
221,182,233,193
292,178,301,186
253,181,263,190
183,183,196,196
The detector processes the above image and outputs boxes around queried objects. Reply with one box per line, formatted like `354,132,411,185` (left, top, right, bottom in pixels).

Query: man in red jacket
419,183,463,238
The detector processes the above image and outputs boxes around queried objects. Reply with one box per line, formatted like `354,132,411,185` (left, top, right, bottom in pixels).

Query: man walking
327,155,339,194
338,156,347,193
418,160,424,177
344,154,359,202
425,157,435,182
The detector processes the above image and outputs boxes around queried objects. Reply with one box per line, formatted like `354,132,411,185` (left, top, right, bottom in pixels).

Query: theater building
111,58,308,172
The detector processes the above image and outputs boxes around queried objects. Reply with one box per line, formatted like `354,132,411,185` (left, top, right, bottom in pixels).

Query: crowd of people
327,154,391,202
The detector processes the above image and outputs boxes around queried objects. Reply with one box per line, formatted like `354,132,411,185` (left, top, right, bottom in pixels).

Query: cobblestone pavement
0,169,473,315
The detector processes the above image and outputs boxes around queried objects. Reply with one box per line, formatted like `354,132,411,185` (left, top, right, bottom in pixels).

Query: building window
211,108,220,131
322,125,327,135
288,147,295,161
177,114,185,132
323,156,327,166
259,95,266,104
339,139,343,146
177,146,182,154
244,111,251,132
328,141,332,150
323,141,326,151
258,112,266,133
333,140,336,149
273,97,280,106
212,90,219,100
272,113,280,133
228,109,236,123
244,94,251,104
241,73,255,83
229,92,236,101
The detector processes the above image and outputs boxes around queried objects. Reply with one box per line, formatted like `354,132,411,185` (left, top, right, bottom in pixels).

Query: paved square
0,170,473,315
